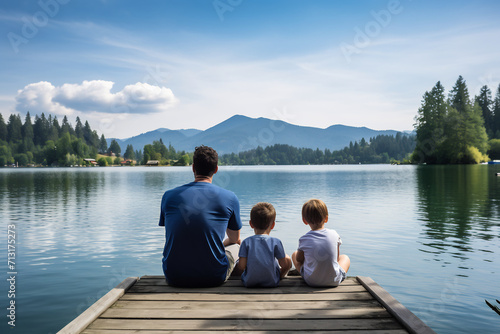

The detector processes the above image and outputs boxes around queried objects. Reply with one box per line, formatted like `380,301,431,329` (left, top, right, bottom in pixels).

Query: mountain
108,115,408,154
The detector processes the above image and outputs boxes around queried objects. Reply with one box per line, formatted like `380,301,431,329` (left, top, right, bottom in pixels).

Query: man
159,145,242,287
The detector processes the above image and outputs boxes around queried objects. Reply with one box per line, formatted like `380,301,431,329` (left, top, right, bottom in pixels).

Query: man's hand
224,228,241,246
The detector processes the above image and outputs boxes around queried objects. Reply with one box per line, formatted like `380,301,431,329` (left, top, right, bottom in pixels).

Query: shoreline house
146,160,159,166
84,158,98,166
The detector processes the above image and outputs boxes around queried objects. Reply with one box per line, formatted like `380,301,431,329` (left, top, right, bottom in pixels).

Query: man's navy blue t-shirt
159,181,242,287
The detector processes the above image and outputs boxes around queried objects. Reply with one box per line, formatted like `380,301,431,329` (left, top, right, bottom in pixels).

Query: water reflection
416,165,500,262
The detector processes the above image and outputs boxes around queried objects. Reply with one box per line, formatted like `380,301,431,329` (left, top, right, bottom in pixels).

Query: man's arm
224,228,241,246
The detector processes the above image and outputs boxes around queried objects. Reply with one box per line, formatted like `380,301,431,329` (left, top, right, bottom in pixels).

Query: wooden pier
59,275,435,334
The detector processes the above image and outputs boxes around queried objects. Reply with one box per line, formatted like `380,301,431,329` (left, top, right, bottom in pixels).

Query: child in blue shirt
235,202,292,287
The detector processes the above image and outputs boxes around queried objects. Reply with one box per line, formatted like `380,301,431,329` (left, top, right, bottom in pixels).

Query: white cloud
15,80,177,115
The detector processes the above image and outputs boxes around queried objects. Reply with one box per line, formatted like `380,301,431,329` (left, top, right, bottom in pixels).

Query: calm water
1,165,499,333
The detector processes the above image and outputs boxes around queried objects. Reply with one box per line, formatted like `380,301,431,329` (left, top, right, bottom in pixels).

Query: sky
1,0,500,139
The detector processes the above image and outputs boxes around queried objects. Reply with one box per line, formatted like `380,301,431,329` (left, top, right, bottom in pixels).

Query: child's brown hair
302,199,328,227
250,202,276,230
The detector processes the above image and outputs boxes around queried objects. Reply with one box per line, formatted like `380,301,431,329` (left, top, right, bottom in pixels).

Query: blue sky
1,0,500,138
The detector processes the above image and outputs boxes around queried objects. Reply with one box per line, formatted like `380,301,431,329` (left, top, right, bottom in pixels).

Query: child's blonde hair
302,199,328,227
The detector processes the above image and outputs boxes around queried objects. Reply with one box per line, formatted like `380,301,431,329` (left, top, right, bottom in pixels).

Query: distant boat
488,160,500,165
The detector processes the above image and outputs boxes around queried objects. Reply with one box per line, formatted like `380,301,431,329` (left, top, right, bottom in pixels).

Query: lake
1,164,499,333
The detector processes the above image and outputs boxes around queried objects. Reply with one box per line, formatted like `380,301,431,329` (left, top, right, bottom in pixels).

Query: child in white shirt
292,199,350,287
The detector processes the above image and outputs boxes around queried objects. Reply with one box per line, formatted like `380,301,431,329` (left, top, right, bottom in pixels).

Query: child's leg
292,251,303,275
338,254,350,273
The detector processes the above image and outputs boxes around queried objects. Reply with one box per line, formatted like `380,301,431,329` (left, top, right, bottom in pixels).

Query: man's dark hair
250,202,276,230
193,145,218,177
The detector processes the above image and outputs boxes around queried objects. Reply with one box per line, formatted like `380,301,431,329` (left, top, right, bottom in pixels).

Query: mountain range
108,115,410,154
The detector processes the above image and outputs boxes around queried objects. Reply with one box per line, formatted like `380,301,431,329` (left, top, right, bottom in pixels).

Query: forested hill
0,112,107,166
413,76,500,164
219,133,415,165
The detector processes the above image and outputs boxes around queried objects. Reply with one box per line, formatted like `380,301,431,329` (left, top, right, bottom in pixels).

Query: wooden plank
57,277,138,334
136,276,360,286
83,330,409,334
100,307,391,319
88,318,404,331
357,276,436,334
127,284,366,294
110,299,382,310
119,291,375,301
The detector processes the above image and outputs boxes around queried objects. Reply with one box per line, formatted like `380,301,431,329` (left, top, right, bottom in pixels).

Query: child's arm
233,256,246,276
291,250,305,274
278,255,292,278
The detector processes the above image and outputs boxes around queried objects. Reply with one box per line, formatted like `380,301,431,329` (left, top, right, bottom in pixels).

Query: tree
75,116,84,139
7,114,23,142
493,84,500,138
99,134,107,153
22,112,34,141
108,139,121,156
0,114,7,142
414,77,489,164
14,153,28,166
153,140,168,159
60,116,72,135
475,85,493,137
448,75,470,114
21,112,35,153
83,121,93,146
33,113,50,146
47,116,59,142
124,144,135,160
413,81,446,163
97,157,108,166
135,149,143,164
488,139,500,159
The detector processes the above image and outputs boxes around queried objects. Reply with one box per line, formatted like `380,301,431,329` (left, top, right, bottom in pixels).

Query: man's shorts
224,244,240,281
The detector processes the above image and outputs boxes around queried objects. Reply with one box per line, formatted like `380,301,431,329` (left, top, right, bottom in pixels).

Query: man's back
159,181,241,287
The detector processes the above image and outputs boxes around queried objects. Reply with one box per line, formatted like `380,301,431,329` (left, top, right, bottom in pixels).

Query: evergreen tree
153,140,168,159
124,144,135,160
414,77,489,164
52,116,61,134
108,139,121,156
22,112,34,141
475,85,493,137
99,134,107,153
7,114,23,142
83,121,93,146
75,116,84,139
22,112,35,152
413,81,446,163
448,75,470,114
47,116,59,142
91,130,99,148
0,114,7,142
135,149,143,164
493,84,500,138
33,113,50,146
61,115,72,135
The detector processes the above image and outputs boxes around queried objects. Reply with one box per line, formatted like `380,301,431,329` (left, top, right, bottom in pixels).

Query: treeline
413,76,500,164
0,112,107,167
219,133,415,165
141,139,191,166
